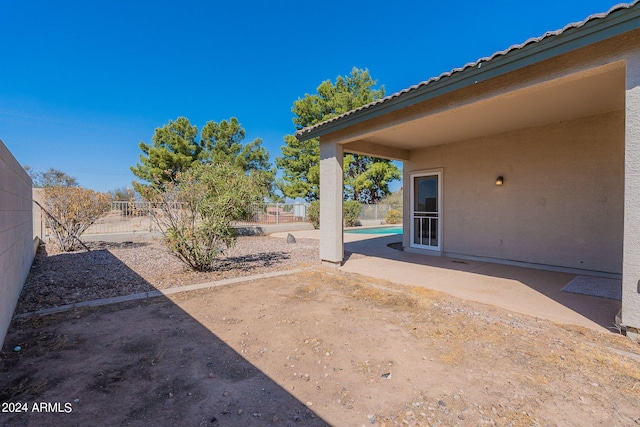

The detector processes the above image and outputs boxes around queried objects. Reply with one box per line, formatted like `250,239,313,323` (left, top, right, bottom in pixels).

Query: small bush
41,187,111,251
385,209,401,224
308,200,320,229
308,200,363,228
343,200,362,227
140,163,265,271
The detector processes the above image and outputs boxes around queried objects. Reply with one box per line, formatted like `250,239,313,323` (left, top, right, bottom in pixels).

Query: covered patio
275,229,620,331
294,2,640,337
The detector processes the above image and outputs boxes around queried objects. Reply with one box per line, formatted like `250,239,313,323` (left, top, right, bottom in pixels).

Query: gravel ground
15,235,319,314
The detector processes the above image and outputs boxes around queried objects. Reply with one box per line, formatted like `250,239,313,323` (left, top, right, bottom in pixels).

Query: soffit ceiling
355,64,625,151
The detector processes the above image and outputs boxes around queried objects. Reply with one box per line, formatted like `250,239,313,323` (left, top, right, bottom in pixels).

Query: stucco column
319,139,343,266
623,54,640,340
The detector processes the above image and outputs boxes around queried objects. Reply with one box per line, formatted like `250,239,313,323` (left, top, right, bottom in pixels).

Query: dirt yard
2,240,640,426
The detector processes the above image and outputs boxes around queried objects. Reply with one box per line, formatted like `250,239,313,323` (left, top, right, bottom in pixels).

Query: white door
410,172,441,251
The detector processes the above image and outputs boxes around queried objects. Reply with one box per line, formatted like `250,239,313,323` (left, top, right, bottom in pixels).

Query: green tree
140,162,266,271
278,134,320,201
131,117,200,191
200,118,276,194
347,156,401,203
276,67,400,202
25,166,79,188
131,116,275,195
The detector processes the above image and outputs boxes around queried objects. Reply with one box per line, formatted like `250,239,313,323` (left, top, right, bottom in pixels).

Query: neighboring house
295,2,640,337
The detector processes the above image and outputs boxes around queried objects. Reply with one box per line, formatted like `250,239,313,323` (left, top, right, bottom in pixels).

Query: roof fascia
297,5,640,142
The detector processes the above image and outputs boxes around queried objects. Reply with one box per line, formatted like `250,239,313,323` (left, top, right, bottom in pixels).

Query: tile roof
295,1,639,140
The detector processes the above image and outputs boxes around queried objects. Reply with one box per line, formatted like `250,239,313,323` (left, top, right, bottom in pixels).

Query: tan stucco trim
341,140,409,161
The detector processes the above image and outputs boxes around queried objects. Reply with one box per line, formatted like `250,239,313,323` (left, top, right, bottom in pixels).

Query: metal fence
236,203,309,226
83,201,310,235
358,203,402,222
43,200,400,236
84,201,157,234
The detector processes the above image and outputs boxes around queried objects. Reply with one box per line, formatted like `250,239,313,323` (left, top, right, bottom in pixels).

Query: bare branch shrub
41,187,111,251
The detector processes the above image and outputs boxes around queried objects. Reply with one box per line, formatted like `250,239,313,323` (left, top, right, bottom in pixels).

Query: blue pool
344,226,403,235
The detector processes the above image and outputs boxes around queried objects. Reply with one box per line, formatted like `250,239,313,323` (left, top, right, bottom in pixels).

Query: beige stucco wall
319,140,344,265
0,139,35,346
403,110,624,274
623,52,640,336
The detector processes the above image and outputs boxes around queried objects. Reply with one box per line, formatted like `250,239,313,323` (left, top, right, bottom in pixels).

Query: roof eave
296,2,640,142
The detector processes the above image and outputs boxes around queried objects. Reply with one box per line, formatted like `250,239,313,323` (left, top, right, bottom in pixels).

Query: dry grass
301,269,640,408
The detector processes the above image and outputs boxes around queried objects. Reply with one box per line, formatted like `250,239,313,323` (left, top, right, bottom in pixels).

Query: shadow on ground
1,248,327,427
213,252,290,271
344,235,621,331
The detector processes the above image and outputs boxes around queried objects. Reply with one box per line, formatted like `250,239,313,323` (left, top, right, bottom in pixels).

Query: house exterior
295,1,640,338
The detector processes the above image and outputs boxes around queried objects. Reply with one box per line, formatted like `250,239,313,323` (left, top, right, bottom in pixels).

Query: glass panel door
411,173,441,250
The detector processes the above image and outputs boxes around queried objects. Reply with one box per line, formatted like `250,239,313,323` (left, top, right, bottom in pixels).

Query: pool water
344,226,403,235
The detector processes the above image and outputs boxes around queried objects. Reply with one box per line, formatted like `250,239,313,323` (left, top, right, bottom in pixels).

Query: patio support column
623,54,640,340
319,139,343,266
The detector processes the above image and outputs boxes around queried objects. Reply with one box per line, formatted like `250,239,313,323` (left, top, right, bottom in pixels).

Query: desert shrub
307,200,362,228
140,162,266,271
308,200,320,229
385,209,401,224
343,200,362,227
41,187,111,251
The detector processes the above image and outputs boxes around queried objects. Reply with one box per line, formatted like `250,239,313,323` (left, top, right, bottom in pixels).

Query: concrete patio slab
272,229,620,332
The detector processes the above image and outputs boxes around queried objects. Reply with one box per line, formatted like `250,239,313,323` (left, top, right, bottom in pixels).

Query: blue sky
0,0,621,193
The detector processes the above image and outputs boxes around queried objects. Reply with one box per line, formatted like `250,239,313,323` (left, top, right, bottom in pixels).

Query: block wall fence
0,139,36,346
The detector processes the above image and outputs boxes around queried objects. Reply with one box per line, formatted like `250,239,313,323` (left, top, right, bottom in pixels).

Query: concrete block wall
0,139,35,346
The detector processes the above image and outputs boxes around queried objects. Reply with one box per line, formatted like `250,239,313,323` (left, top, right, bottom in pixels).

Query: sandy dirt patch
2,267,640,426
